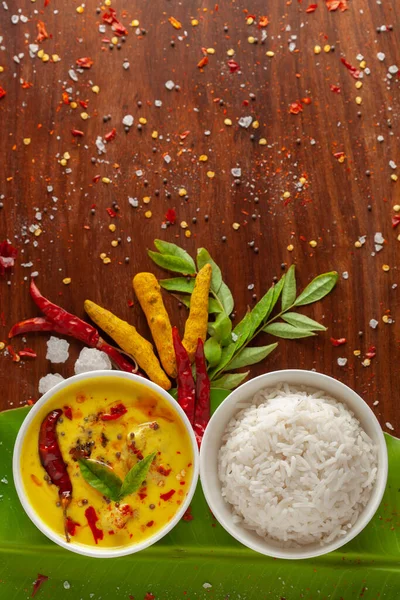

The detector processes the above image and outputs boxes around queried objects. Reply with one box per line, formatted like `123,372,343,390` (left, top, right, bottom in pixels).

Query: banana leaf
0,390,399,600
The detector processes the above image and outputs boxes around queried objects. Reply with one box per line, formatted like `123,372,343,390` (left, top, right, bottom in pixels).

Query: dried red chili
330,84,341,93
106,207,117,218
326,0,348,11
36,21,49,42
85,506,104,544
172,327,196,424
366,346,376,359
306,4,318,12
227,59,240,73
160,489,176,501
76,57,94,69
0,240,17,275
39,409,72,541
31,574,48,598
63,406,73,420
165,208,177,224
193,339,210,448
71,129,84,137
392,214,400,228
66,517,80,537
101,402,128,421
19,348,37,358
0,86,6,99
289,101,303,115
330,337,346,346
6,345,19,362
341,57,360,79
333,151,345,159
105,128,117,142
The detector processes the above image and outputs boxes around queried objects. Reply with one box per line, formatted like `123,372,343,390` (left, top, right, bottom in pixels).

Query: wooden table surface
0,1,399,430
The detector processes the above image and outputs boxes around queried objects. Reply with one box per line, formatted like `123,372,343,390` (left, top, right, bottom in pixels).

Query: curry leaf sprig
148,241,338,390
78,452,156,502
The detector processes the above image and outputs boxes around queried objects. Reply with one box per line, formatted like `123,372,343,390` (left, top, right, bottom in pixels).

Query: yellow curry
20,376,194,549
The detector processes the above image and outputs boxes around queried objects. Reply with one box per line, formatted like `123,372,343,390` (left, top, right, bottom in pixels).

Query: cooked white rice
218,384,378,547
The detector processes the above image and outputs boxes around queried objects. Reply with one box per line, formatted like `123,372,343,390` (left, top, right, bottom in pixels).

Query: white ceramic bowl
13,371,199,558
200,369,388,560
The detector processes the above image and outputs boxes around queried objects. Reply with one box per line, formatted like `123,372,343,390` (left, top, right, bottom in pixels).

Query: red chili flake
21,80,33,89
326,0,348,10
168,16,182,29
289,101,303,114
392,214,400,228
19,349,37,358
71,129,84,137
179,130,190,140
105,128,117,142
44,0,50,5
330,337,347,346
258,16,269,27
144,594,155,600
76,57,94,69
165,208,177,224
85,506,104,544
79,99,88,109
36,21,49,42
333,151,345,159
62,91,69,104
197,56,208,69
330,84,341,93
32,574,48,598
128,299,134,308
160,489,176,501
138,491,147,500
182,506,194,521
66,517,80,537
0,86,6,99
227,59,240,73
146,521,154,527
157,465,172,476
101,402,128,421
102,8,116,23
6,345,19,362
63,406,73,420
106,207,117,218
301,97,312,105
112,21,128,36
366,346,376,359
341,57,360,79
306,4,318,12
0,240,17,275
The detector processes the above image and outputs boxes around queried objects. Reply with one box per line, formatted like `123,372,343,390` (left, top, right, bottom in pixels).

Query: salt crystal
377,52,385,61
373,400,379,406
238,116,253,128
364,67,371,75
46,336,70,363
136,170,143,177
231,168,241,177
374,232,384,245
123,61,130,70
122,115,134,127
11,14,19,23
74,347,112,375
389,160,397,169
29,43,39,56
377,135,384,143
247,283,255,290
20,14,28,23
63,581,71,590
68,69,78,82
128,197,138,207
342,271,349,280
35,212,42,221
369,319,378,329
337,358,347,367
203,583,212,589
204,130,211,136
165,80,175,90
356,54,364,61
388,65,399,75
164,154,172,164
155,100,162,107
386,422,394,431
95,136,106,154
288,42,296,53
99,24,106,34
38,373,65,395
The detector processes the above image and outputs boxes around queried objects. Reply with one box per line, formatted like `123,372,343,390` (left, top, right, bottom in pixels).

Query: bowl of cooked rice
200,369,388,559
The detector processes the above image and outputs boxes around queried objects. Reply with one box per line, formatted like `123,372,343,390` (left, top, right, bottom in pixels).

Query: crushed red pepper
160,489,176,501
85,506,104,544
31,574,49,598
100,402,128,421
76,57,94,69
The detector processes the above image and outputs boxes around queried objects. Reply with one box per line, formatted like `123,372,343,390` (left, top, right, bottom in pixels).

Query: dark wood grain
0,1,399,431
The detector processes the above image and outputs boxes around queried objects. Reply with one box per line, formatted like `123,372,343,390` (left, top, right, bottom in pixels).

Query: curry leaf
204,337,222,367
263,322,315,339
153,240,196,270
218,282,234,315
147,251,196,276
211,371,250,390
229,344,278,370
294,271,338,306
208,313,232,343
78,459,122,502
208,338,241,379
173,294,222,314
281,265,296,311
282,312,326,331
160,278,195,294
119,452,157,500
196,248,222,294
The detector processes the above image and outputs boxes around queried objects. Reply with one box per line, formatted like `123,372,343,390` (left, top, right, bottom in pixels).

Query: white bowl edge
200,369,388,560
13,370,199,558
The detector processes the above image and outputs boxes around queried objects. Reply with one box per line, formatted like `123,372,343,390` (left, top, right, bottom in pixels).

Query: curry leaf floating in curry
78,453,157,502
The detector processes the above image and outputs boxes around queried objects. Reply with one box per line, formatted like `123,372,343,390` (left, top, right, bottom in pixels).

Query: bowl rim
200,368,389,560
13,370,199,558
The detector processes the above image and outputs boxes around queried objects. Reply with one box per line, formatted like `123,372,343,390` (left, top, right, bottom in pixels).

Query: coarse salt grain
46,336,70,364
38,373,65,395
386,422,394,431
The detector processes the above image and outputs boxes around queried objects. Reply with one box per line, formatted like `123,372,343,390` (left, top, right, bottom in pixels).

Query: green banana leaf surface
0,390,399,600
